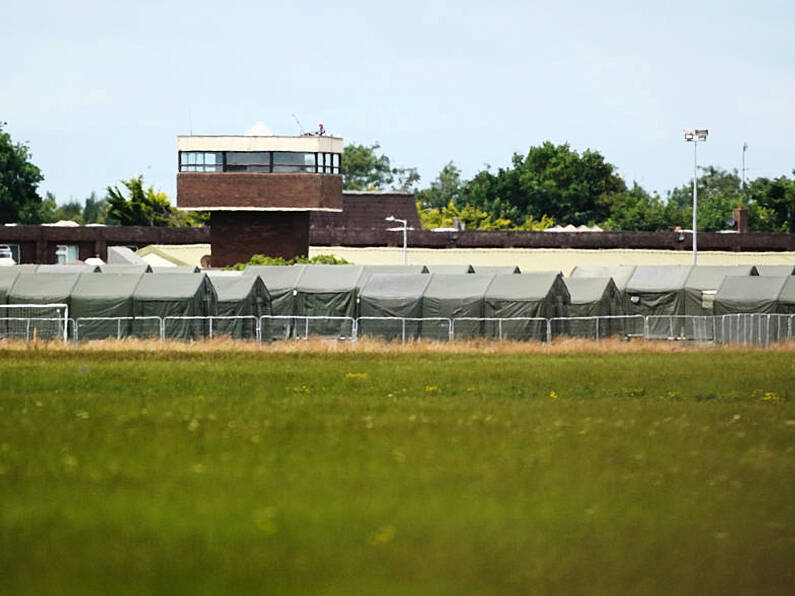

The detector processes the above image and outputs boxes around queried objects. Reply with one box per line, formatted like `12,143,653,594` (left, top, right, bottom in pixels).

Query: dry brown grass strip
1,336,793,355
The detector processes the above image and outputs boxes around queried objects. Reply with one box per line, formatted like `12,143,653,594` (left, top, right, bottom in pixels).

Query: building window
56,245,79,264
178,151,340,174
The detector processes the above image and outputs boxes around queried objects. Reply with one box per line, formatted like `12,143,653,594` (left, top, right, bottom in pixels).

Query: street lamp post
684,129,708,265
385,216,413,264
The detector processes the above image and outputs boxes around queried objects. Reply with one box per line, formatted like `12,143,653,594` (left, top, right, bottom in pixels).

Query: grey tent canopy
150,266,200,274
0,267,20,303
564,277,625,338
359,265,429,288
485,272,569,341
714,276,789,314
358,273,433,340
684,265,758,316
296,265,365,337
569,265,637,291
779,277,795,314
625,265,694,336
244,265,306,319
133,273,217,339
6,272,79,340
99,264,152,273
37,264,100,273
70,273,145,340
210,275,270,339
0,268,21,337
425,264,475,274
473,265,521,274
423,274,495,339
756,265,795,276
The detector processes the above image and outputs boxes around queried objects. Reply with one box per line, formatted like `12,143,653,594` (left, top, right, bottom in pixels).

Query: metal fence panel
357,317,450,343
259,316,355,340
0,304,69,342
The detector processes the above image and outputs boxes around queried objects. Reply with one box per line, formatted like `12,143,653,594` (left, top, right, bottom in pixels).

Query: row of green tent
1,263,793,341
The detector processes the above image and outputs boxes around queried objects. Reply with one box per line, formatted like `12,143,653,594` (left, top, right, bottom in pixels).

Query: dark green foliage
341,143,419,192
230,253,351,270
0,121,44,224
459,142,626,225
105,175,207,227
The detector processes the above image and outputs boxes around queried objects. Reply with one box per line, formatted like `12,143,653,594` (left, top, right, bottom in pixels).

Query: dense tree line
343,141,794,233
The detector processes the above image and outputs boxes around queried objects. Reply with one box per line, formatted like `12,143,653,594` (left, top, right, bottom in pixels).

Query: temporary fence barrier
0,303,69,342
357,317,452,342
3,313,795,346
259,316,356,340
452,317,550,342
75,316,164,342
717,313,794,346
549,315,645,342
163,316,260,341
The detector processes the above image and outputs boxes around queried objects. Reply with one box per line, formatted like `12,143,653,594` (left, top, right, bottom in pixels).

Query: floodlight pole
385,216,410,264
684,129,708,265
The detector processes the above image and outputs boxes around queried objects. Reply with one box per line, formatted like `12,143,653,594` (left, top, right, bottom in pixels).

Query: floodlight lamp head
696,129,708,141
684,129,695,141
385,216,396,222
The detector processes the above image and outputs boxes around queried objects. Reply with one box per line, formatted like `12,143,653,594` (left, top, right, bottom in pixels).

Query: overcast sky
2,0,794,203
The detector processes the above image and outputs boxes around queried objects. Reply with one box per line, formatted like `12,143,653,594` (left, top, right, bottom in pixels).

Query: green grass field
1,346,793,595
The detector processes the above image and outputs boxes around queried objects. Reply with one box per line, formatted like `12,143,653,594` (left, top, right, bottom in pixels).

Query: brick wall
209,211,310,267
177,173,342,210
311,192,421,230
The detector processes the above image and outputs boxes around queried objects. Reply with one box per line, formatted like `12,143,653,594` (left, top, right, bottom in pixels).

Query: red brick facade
209,211,310,267
310,193,421,230
177,173,342,211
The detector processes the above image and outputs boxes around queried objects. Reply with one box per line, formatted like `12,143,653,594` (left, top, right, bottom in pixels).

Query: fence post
595,317,600,342
498,319,503,341
402,319,406,344
545,319,551,343
63,306,69,343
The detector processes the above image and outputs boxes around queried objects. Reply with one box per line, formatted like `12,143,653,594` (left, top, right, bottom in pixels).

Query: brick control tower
176,133,343,267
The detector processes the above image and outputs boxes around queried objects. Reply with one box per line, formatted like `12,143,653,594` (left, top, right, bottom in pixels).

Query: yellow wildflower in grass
425,385,440,393
345,372,368,380
549,391,558,399
759,391,780,403
368,524,395,546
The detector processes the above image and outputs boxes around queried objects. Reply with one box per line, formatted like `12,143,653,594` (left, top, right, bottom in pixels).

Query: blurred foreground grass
0,349,793,595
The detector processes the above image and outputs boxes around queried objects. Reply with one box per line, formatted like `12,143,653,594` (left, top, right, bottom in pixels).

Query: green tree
82,192,108,224
747,173,795,232
600,184,686,231
0,122,44,224
341,143,419,192
105,176,207,227
460,142,626,226
416,161,463,209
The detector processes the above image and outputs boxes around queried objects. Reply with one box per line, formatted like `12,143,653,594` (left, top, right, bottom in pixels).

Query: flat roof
177,135,343,153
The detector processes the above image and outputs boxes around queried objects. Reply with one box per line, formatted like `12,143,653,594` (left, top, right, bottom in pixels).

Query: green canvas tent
779,277,795,315
358,273,433,340
756,265,795,276
6,272,79,340
70,273,145,340
0,268,21,338
625,265,693,337
37,264,100,273
150,266,200,274
422,274,495,340
0,267,20,304
99,264,152,273
563,277,625,338
359,265,429,287
484,272,569,341
425,265,475,274
243,266,307,338
714,276,788,314
473,265,521,274
569,265,637,291
296,266,365,337
684,265,758,316
209,275,270,339
132,273,217,339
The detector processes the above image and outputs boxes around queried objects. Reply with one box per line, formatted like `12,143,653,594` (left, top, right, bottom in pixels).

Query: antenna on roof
292,114,306,135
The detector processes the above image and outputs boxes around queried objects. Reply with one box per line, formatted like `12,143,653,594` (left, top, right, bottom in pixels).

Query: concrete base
209,211,310,267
